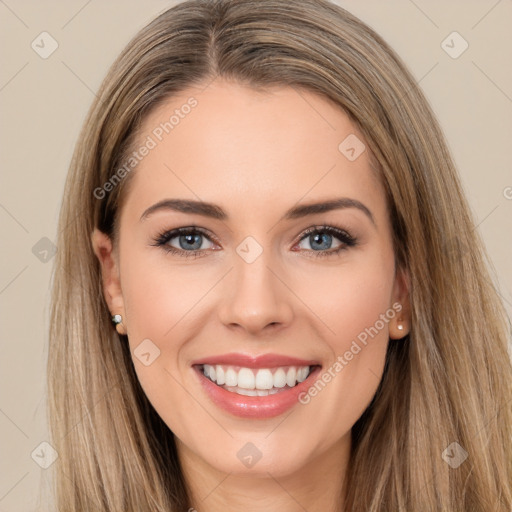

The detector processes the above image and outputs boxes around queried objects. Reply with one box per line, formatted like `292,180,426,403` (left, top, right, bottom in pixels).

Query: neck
177,433,350,512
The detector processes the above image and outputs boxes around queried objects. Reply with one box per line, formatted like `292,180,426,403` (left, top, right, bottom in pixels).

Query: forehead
120,79,385,224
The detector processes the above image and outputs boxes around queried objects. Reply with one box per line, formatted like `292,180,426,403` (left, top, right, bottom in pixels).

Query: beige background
1,0,511,510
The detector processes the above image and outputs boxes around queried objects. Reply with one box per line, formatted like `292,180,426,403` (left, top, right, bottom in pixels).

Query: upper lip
191,352,321,369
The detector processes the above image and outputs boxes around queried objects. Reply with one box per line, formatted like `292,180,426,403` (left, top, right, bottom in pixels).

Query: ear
91,228,126,335
389,265,411,340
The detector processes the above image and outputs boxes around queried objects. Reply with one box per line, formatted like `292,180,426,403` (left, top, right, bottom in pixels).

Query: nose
217,250,294,336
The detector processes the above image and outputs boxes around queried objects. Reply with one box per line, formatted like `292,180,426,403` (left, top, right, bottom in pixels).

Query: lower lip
194,365,322,419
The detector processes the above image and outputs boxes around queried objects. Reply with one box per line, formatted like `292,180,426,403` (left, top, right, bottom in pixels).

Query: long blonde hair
48,0,512,510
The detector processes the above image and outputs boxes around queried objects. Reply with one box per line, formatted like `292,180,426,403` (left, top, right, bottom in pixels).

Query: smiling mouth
197,364,321,397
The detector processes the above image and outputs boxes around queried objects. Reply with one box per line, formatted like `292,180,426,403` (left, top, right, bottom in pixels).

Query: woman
48,0,512,510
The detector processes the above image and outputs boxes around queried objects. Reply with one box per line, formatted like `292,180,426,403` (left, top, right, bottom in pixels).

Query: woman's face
93,79,409,478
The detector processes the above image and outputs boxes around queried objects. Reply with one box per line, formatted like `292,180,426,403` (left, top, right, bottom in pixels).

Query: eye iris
180,233,202,250
310,232,332,250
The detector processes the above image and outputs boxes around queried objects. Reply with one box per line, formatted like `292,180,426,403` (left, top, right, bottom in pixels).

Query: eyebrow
139,197,375,225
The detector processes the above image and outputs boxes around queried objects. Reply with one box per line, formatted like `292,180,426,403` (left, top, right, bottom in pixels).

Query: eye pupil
180,233,202,250
311,232,332,250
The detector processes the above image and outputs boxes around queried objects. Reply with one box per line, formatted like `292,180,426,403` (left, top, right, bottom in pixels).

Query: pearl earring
112,314,122,325
111,314,126,335
397,323,404,331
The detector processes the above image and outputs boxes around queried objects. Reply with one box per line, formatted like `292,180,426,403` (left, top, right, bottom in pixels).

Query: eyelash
151,225,358,259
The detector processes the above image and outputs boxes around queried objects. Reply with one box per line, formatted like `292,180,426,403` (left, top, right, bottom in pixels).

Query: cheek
293,249,395,350
120,247,208,342
118,253,202,441
118,247,216,424
291,250,395,428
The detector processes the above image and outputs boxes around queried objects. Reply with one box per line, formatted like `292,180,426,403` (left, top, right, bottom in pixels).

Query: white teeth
236,387,258,396
238,368,255,389
225,367,237,387
297,367,309,382
225,386,281,396
286,367,297,387
216,365,225,385
255,369,273,390
201,364,313,392
273,368,287,388
203,364,216,381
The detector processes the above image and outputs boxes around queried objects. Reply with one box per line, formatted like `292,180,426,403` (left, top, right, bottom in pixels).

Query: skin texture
92,79,410,512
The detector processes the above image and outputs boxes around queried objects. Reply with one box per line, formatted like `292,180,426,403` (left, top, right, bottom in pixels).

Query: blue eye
152,227,215,258
152,225,357,259
295,226,357,258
